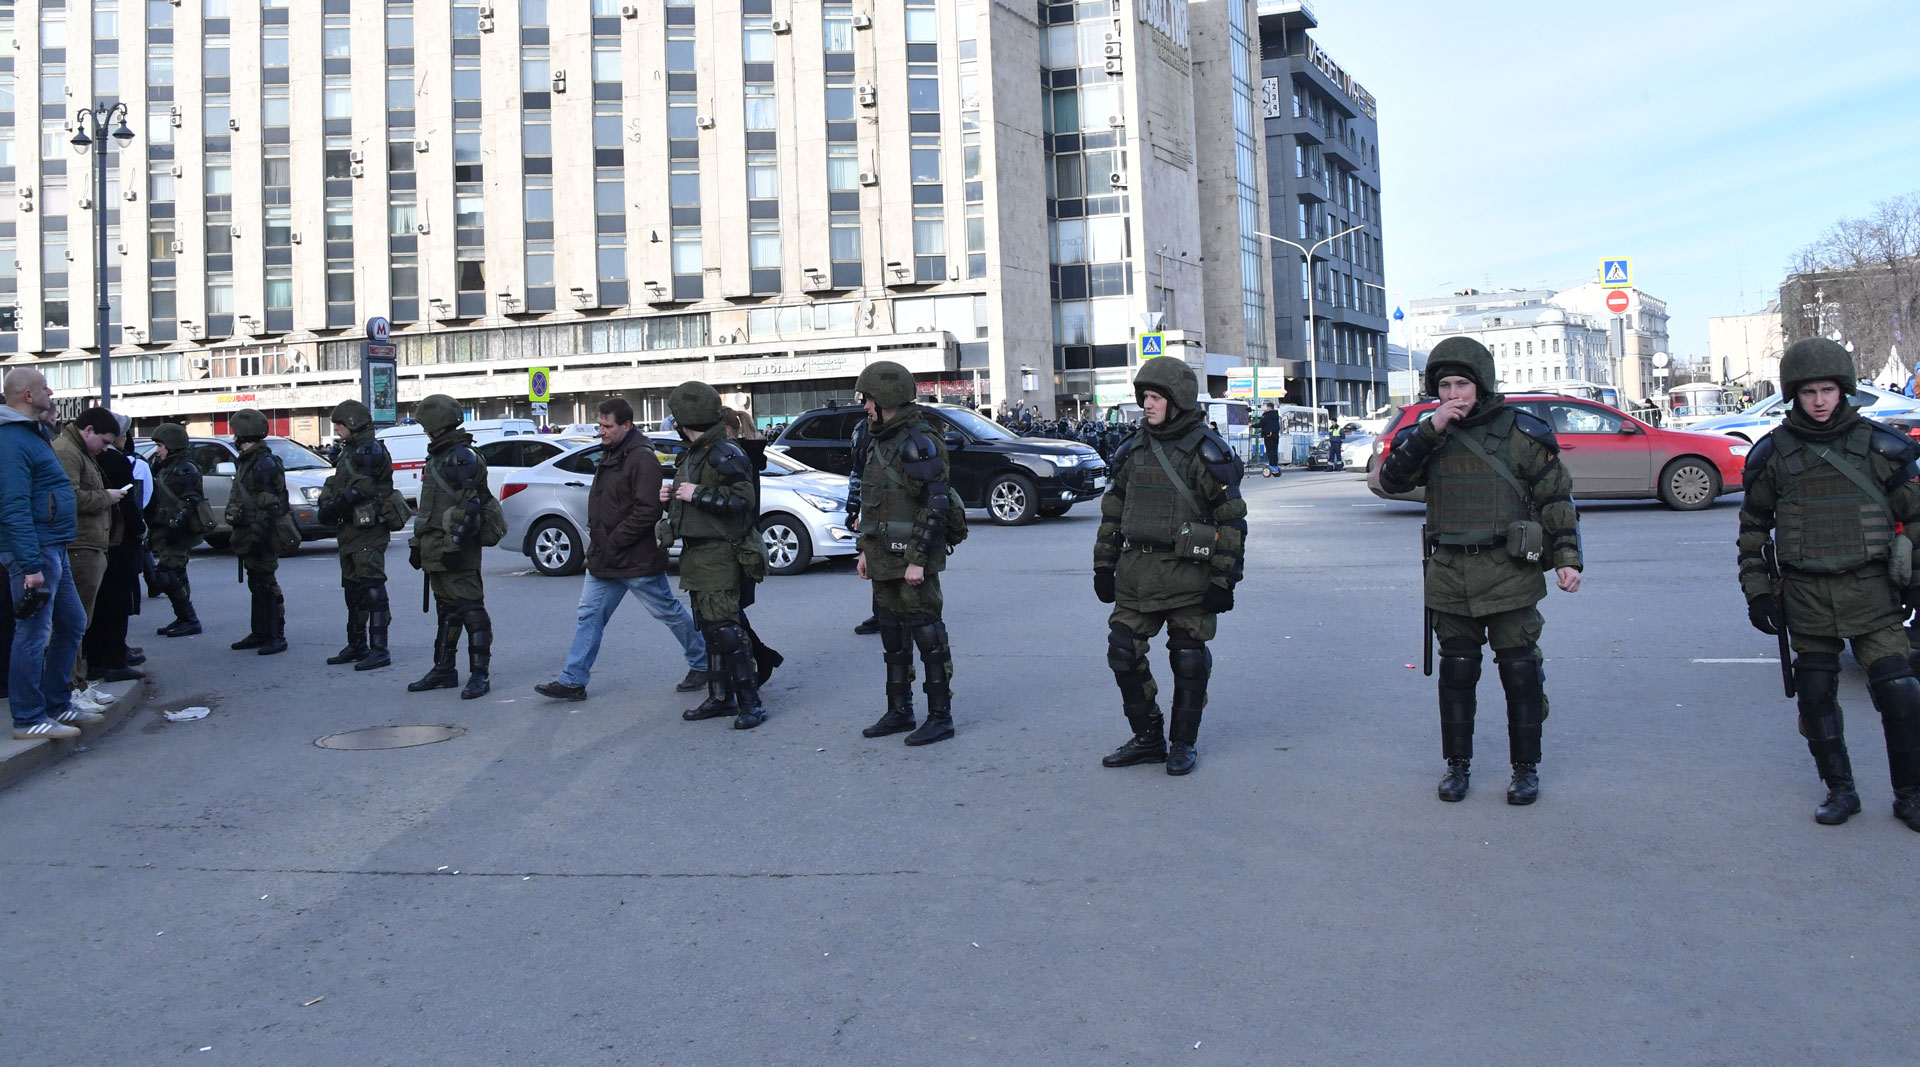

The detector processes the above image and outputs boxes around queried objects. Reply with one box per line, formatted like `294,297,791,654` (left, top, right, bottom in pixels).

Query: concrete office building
0,0,1277,437
1432,305,1611,392
1254,1,1387,417
1404,288,1553,357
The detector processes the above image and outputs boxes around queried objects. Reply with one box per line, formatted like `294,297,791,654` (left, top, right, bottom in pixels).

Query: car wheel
986,472,1038,525
1038,502,1072,518
758,513,813,576
1659,457,1719,511
529,517,584,576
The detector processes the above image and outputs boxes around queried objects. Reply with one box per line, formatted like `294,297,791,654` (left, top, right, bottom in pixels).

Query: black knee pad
362,583,390,614
1438,637,1481,688
1794,652,1842,713
1108,622,1145,675
1493,645,1543,686
1867,655,1915,686
879,623,911,656
1169,645,1211,684
706,622,747,657
909,619,949,655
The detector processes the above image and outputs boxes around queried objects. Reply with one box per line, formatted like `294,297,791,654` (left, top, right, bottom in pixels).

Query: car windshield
268,438,329,470
936,407,1018,441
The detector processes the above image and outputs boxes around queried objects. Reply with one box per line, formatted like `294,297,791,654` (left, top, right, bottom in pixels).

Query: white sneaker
57,706,106,726
68,691,106,713
81,685,117,706
13,719,81,740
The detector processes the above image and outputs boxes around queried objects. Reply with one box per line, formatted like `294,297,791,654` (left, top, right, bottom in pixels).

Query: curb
0,675,148,792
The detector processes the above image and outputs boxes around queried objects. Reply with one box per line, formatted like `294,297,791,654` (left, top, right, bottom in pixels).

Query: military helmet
229,408,270,440
1133,356,1200,412
1424,336,1497,398
329,399,373,432
667,381,724,430
854,361,917,410
1780,337,1857,398
151,423,190,452
414,394,464,435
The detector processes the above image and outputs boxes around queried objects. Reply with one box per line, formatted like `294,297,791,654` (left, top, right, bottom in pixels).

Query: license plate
1090,476,1107,490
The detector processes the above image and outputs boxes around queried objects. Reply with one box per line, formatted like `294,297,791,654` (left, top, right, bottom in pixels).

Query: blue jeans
7,545,86,726
558,572,707,687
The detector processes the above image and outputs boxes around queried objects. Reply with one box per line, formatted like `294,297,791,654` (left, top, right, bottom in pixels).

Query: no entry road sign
1605,290,1631,315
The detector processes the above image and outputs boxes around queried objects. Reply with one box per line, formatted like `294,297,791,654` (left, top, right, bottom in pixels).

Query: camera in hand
13,585,50,619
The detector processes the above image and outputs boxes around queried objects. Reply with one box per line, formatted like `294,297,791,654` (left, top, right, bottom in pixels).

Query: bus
1667,382,1736,429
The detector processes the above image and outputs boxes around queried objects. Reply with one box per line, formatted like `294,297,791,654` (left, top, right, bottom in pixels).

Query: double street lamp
1256,224,1366,416
70,103,135,409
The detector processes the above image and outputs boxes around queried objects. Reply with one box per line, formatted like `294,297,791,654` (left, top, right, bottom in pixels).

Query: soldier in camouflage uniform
853,361,961,746
317,399,397,672
144,423,206,637
406,394,503,699
225,408,290,656
1737,338,1920,831
1378,337,1583,805
661,381,769,730
1093,356,1246,776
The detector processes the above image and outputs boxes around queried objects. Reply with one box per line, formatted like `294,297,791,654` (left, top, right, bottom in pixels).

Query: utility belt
1429,540,1503,556
1781,559,1890,580
1122,521,1217,561
1428,519,1545,565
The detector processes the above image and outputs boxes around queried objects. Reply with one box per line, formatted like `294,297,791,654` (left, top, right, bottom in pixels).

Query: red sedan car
1366,394,1749,511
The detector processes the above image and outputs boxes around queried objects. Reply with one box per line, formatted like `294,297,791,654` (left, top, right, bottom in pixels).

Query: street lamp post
1256,225,1364,417
70,103,135,409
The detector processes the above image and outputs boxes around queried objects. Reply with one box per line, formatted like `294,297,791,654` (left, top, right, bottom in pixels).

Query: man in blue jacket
0,368,92,739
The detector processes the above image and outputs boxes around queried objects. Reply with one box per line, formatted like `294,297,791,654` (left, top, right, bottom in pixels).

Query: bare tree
1780,191,1920,382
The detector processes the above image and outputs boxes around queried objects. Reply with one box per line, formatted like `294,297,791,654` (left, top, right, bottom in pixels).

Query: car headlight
1053,452,1081,468
297,486,322,505
1010,453,1057,477
797,492,842,513
1728,444,1751,457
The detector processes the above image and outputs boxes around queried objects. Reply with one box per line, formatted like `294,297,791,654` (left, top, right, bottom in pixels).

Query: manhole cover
314,724,466,751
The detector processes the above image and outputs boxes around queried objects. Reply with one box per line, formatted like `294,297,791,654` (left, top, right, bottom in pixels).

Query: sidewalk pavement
0,677,148,791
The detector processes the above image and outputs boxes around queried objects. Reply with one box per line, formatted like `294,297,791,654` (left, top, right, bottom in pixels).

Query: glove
316,498,341,525
1093,569,1116,604
1203,584,1236,614
1747,593,1780,636
408,543,423,570
253,522,273,545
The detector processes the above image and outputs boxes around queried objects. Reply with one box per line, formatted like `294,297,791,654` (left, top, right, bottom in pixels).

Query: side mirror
1617,422,1640,435
213,461,237,476
944,431,965,451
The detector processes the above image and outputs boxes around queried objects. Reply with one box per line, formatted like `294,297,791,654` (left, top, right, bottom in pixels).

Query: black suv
772,403,1107,524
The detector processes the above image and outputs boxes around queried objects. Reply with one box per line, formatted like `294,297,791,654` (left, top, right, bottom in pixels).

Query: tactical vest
1121,428,1205,546
672,442,753,542
1424,412,1534,545
1773,425,1895,573
229,446,277,522
152,458,196,523
861,424,930,526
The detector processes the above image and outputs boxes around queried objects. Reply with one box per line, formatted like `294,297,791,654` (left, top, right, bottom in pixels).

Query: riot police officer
847,413,882,637
145,423,206,637
406,394,504,699
1093,356,1246,776
853,361,962,746
317,399,399,671
225,408,290,655
661,381,769,730
1378,337,1583,805
1738,338,1920,831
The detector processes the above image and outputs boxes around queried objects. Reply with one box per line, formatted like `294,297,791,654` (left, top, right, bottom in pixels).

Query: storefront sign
1305,37,1376,119
1137,0,1189,50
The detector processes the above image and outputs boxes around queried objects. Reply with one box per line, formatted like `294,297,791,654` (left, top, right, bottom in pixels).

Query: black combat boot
1102,622,1166,767
1496,647,1544,805
1436,639,1480,802
862,622,917,738
407,612,461,692
1867,656,1920,831
356,586,392,671
159,574,201,637
1796,653,1858,824
256,589,289,656
903,619,954,745
327,607,368,664
459,608,491,699
683,624,737,720
230,584,268,650
1164,644,1210,776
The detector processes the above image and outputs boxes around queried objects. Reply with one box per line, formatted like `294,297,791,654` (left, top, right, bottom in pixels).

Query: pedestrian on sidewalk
1258,402,1280,471
81,414,147,683
535,397,708,703
0,368,93,739
53,406,129,707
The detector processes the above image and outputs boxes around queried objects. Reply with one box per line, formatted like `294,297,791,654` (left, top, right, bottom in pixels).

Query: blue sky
1301,0,1920,363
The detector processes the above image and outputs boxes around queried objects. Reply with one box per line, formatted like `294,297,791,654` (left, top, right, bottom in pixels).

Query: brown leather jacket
587,427,669,578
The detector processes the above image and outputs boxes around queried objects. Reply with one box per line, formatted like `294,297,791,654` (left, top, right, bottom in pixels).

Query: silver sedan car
498,438,856,577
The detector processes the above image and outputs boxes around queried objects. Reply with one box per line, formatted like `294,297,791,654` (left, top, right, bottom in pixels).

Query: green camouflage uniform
318,403,398,666
145,424,207,634
1736,336,1920,830
408,412,501,696
1378,338,1581,792
1093,357,1246,772
225,413,290,650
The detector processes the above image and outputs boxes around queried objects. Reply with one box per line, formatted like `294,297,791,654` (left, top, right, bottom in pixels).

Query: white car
498,439,856,577
378,423,563,504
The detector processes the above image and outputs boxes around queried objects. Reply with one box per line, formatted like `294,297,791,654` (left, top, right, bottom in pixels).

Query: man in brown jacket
54,407,129,696
534,397,709,701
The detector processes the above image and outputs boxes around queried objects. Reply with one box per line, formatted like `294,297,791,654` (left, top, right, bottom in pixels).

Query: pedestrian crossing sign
1600,258,1632,289
1139,332,1165,358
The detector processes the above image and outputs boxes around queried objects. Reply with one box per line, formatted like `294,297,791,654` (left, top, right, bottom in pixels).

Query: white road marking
1351,503,1387,507
1692,657,1779,664
1273,505,1315,509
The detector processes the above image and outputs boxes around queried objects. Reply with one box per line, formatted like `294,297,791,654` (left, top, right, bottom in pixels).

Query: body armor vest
1121,429,1204,545
1424,411,1534,545
152,458,198,522
861,428,926,527
1773,425,1894,573
229,445,278,523
671,443,752,542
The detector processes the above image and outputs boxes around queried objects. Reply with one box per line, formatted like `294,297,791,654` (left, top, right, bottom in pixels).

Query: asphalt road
4,471,1917,1065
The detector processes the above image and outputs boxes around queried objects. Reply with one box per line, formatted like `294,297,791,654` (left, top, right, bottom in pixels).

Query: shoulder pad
1743,433,1778,490
1868,422,1919,462
900,428,938,462
354,438,388,465
439,444,482,487
1511,409,1559,452
252,451,285,474
1109,430,1142,470
709,440,752,478
1196,429,1243,485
